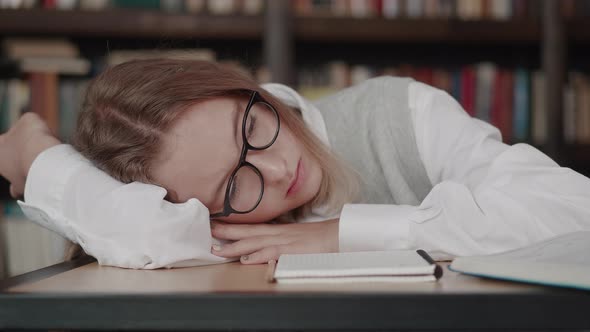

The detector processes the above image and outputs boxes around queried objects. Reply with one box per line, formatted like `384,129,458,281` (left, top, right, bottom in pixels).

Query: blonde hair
65,59,358,260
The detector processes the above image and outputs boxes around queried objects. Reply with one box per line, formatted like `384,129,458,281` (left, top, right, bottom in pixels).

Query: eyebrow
211,100,241,210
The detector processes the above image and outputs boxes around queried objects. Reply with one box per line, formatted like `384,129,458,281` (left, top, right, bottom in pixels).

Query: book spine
461,66,476,117
29,72,59,136
475,62,495,122
531,70,547,145
563,78,576,144
578,74,590,144
512,67,530,142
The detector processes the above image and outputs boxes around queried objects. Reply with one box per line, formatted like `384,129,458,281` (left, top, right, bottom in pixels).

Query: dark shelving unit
294,17,542,43
0,0,587,192
0,8,264,39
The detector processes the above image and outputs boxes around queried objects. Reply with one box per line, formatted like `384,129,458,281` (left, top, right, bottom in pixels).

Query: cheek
276,122,297,147
307,157,323,195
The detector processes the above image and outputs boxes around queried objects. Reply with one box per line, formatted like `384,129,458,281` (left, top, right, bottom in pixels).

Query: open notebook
271,250,442,284
449,231,590,291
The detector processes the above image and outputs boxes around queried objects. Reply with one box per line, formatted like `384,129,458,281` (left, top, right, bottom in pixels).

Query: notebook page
275,251,435,279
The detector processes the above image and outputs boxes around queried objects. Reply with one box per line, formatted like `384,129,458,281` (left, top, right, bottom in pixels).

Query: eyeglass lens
229,101,279,212
243,101,278,148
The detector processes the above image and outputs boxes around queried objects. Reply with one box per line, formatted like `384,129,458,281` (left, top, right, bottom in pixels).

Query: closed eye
229,179,239,201
247,115,257,138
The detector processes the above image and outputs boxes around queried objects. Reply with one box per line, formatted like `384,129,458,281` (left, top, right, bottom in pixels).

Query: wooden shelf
567,19,590,44
562,144,590,165
294,17,542,43
0,9,264,39
2,9,588,45
0,10,542,43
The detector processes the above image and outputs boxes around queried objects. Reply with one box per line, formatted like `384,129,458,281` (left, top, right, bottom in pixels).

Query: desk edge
0,256,96,291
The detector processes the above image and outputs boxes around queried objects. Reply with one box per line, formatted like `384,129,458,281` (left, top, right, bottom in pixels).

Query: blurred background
1,0,589,279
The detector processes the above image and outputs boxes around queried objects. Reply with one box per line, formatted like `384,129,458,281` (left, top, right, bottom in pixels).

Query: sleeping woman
1,59,589,268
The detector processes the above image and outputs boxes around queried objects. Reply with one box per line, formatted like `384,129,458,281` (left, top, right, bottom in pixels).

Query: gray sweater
314,76,433,206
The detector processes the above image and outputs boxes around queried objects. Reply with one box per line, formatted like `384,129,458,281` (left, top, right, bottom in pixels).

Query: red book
501,71,514,143
29,72,59,136
491,69,502,133
460,66,476,117
43,0,57,9
491,70,515,143
374,0,384,17
414,67,434,86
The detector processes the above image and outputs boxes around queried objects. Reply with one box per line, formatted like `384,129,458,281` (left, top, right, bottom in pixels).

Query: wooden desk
1,257,589,331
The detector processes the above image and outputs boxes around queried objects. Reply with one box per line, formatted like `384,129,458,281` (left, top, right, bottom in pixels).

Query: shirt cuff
338,203,417,252
23,144,87,209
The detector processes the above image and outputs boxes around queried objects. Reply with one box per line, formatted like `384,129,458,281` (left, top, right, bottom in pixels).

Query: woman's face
151,96,323,224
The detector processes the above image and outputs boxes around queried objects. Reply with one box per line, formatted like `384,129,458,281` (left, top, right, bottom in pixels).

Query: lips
287,158,302,197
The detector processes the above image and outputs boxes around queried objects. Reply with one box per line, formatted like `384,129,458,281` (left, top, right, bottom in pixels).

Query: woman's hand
0,113,61,199
210,219,340,264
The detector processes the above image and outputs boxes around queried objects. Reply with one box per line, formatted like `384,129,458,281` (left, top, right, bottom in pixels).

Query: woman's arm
339,81,590,260
0,113,60,198
1,114,231,269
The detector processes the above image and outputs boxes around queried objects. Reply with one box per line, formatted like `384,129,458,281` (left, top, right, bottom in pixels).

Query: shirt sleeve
338,81,590,260
17,144,233,269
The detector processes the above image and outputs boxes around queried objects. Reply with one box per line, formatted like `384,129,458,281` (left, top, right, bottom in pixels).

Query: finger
211,221,282,240
240,245,289,265
211,235,288,258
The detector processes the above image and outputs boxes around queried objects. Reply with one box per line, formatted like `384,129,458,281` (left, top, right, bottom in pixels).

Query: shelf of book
0,9,264,39
1,1,589,191
0,10,545,43
0,10,588,45
294,17,541,43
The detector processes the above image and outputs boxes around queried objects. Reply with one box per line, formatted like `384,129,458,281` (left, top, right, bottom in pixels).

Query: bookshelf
0,8,549,42
542,0,565,163
0,8,264,39
294,17,541,43
0,0,588,196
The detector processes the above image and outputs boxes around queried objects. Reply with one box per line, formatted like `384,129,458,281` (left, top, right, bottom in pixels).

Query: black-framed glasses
210,90,280,218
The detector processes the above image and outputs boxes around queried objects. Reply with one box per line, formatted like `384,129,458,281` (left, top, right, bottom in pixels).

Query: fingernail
212,244,222,251
241,255,249,261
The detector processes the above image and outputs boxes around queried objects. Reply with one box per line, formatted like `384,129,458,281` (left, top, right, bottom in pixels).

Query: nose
246,150,291,186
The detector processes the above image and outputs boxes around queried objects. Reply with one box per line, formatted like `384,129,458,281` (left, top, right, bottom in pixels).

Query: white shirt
18,81,590,268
